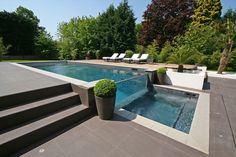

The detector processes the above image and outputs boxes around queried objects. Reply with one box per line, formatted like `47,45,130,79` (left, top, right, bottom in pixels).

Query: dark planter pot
85,57,90,60
95,96,116,120
157,73,165,85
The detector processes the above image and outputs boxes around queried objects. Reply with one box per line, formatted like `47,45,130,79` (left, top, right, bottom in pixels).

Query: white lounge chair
123,54,140,63
102,53,119,61
133,54,149,63
112,53,126,62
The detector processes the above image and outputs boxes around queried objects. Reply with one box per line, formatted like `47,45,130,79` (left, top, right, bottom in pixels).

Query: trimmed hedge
94,79,117,98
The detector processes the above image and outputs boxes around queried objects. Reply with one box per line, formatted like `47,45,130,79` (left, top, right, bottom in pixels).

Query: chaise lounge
133,54,149,63
123,53,140,63
102,53,119,61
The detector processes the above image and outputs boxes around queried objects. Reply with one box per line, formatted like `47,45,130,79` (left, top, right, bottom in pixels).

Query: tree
57,16,99,59
97,0,136,53
0,6,40,55
191,0,222,27
35,28,58,59
139,0,196,47
0,37,10,61
217,10,236,74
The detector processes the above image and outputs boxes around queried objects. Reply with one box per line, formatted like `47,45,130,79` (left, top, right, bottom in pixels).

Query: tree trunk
178,64,184,72
217,42,233,74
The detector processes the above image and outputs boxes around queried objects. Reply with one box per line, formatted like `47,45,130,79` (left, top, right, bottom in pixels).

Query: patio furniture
123,53,140,63
133,54,149,63
111,53,126,62
102,53,119,61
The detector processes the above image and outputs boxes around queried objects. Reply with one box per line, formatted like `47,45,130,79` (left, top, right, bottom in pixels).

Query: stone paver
0,62,66,97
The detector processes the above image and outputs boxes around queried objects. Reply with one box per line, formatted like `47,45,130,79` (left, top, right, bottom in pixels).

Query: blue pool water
29,62,198,133
31,63,143,82
123,86,198,133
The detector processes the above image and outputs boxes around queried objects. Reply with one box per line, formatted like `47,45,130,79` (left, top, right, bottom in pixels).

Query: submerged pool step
0,83,73,110
0,104,92,156
0,92,81,131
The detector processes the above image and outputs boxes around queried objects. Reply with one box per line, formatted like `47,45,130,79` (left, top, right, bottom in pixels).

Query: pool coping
115,85,209,154
11,61,209,154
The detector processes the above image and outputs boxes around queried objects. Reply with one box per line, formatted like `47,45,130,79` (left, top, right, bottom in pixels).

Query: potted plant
94,79,117,120
157,67,166,85
85,50,91,60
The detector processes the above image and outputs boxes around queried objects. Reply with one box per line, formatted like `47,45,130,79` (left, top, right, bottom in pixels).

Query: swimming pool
30,63,144,82
26,62,198,133
123,86,198,133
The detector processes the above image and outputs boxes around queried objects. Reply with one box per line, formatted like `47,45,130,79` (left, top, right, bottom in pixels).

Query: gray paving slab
0,62,67,97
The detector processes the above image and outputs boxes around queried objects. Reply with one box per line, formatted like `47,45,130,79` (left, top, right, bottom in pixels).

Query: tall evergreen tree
139,0,196,47
191,0,222,27
98,0,136,53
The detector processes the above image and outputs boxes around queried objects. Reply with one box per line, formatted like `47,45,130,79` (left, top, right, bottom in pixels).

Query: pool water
32,63,143,82
123,87,198,133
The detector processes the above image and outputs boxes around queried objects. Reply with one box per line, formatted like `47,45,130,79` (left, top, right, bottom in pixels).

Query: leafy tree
0,6,40,55
192,0,222,27
98,0,136,53
35,28,58,59
139,0,196,47
57,16,99,59
217,10,236,73
0,37,10,61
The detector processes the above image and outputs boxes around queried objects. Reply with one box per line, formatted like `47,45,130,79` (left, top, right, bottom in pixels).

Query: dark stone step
0,83,72,110
0,92,80,131
0,104,91,156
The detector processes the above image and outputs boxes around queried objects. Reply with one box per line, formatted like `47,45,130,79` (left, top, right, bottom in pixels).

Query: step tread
0,104,88,145
0,92,79,118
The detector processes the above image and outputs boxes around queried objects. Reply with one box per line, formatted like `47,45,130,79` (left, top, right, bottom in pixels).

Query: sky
0,0,235,38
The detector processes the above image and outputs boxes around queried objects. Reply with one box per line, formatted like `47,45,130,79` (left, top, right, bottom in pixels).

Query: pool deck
72,59,196,71
0,62,236,157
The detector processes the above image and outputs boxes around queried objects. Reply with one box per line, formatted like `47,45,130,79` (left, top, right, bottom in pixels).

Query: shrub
125,50,134,58
0,37,9,61
146,41,159,62
157,67,166,74
95,50,101,59
94,79,117,98
135,44,145,54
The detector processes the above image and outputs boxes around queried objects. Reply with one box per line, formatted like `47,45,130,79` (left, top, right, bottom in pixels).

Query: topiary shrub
157,67,166,74
125,50,134,58
94,79,117,98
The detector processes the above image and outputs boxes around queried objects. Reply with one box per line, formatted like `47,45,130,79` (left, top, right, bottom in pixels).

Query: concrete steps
0,83,72,110
0,83,94,156
0,104,90,156
0,92,80,131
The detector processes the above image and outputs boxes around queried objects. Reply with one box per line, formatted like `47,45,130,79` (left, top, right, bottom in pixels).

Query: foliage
139,0,196,47
227,49,236,71
125,50,134,58
135,45,145,54
35,28,58,59
157,68,166,75
95,50,101,59
97,0,136,53
168,45,199,65
146,41,159,62
0,37,9,61
158,42,173,63
58,16,99,59
192,0,222,27
0,7,40,55
135,23,142,41
217,9,236,73
94,79,117,98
